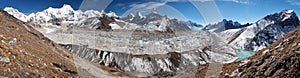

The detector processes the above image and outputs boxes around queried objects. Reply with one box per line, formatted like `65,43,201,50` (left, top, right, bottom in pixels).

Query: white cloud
160,0,214,2
288,0,300,6
130,2,168,10
154,0,251,4
129,0,251,10
222,0,250,4
170,0,251,4
79,0,113,11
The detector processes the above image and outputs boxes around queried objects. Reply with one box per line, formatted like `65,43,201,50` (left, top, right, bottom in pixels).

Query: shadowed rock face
239,26,300,77
245,10,300,51
263,10,299,26
61,44,214,75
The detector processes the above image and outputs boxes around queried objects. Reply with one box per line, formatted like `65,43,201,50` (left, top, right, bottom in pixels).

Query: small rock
25,72,30,75
12,55,16,59
2,38,17,46
230,69,239,77
225,73,229,76
7,68,11,72
29,63,34,67
8,38,17,46
0,56,10,63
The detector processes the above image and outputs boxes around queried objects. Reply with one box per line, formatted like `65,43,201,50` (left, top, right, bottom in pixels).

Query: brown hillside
0,9,77,77
238,26,300,77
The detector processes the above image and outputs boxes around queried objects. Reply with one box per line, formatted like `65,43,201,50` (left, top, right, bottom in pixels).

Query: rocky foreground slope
0,8,139,78
0,9,78,77
238,24,300,77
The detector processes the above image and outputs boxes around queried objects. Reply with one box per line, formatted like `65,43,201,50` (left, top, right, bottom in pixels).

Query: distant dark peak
163,15,168,18
222,19,229,22
242,23,253,27
188,20,203,27
128,13,134,17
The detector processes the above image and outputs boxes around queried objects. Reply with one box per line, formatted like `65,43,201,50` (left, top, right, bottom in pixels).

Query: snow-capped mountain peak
4,7,28,22
151,8,158,14
44,4,74,14
107,11,118,18
136,11,143,18
44,4,75,16
285,10,294,14
121,9,192,32
262,9,299,26
281,10,296,22
218,9,300,51
2,4,126,31
61,4,74,11
100,10,106,14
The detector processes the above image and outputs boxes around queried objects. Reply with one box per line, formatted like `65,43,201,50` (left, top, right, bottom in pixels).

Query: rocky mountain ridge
209,10,300,52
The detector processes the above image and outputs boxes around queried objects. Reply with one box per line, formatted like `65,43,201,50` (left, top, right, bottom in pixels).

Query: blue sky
0,0,299,25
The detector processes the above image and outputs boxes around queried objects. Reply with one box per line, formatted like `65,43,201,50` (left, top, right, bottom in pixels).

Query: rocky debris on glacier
61,43,236,76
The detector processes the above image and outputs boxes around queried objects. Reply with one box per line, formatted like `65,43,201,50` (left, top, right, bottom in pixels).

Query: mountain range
2,4,300,77
4,4,199,33
5,5,299,53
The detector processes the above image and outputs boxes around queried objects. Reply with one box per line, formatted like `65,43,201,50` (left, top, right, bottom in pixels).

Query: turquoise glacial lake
235,50,255,62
